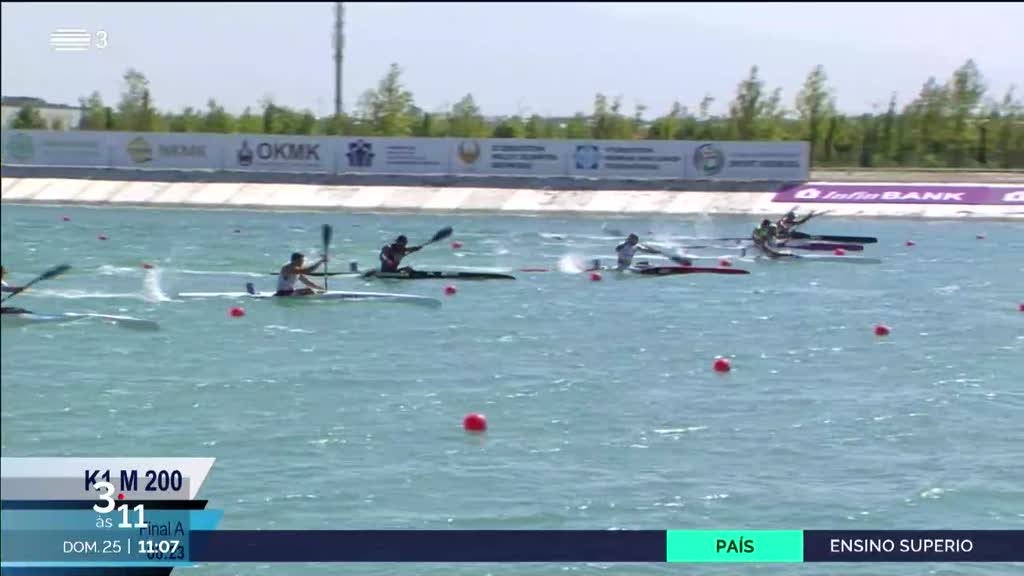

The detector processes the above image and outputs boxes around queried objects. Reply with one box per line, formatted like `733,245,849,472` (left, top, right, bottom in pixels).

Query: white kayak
177,289,442,308
757,254,881,264
1,311,160,331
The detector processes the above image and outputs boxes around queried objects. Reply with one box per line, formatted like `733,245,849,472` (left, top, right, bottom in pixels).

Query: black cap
396,235,408,244
291,252,304,261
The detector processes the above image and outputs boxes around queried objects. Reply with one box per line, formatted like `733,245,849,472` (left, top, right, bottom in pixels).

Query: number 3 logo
93,481,115,513
95,31,108,49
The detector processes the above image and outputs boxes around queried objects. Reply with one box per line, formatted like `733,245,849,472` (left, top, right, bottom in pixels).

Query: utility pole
333,2,345,117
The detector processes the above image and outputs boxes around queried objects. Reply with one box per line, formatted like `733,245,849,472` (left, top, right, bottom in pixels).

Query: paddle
641,245,692,267
322,224,333,291
1,264,71,304
363,226,453,278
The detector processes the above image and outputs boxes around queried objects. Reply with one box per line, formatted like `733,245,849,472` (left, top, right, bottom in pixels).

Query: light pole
333,2,345,118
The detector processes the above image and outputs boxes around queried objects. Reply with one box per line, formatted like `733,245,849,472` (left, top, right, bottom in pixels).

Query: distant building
1,96,82,130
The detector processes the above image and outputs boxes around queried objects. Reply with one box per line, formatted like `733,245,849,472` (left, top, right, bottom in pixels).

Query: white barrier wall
1,130,810,180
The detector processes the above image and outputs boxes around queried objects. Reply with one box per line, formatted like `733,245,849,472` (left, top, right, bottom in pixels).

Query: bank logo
574,145,601,170
346,140,374,167
793,188,822,200
5,132,35,162
237,140,254,166
457,140,481,165
693,143,725,176
126,136,153,164
1004,191,1024,203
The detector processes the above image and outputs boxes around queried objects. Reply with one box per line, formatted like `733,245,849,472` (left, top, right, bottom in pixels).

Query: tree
78,91,107,130
946,59,985,166
202,99,236,133
11,105,47,129
166,107,202,132
565,113,589,139
449,93,487,137
729,66,765,140
50,117,65,131
492,116,526,138
795,65,834,162
358,63,417,136
117,68,157,131
647,101,683,140
237,107,262,133
525,114,555,139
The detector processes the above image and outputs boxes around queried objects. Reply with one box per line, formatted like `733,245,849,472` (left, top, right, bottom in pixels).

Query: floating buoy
589,272,602,282
229,307,246,318
719,259,732,268
713,357,731,373
444,285,457,296
874,324,891,337
463,413,487,432
906,240,915,247
451,241,463,250
97,235,108,241
976,234,986,240
1018,303,1023,312
833,248,846,256
142,263,154,270
62,216,71,222
234,229,241,234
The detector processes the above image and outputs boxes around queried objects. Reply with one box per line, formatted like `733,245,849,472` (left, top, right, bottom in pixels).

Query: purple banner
773,183,1024,205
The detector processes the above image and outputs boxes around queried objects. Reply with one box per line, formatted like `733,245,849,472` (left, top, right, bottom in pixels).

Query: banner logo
346,140,374,167
1003,191,1024,203
693,143,725,176
126,136,153,164
237,140,254,166
457,141,481,165
5,132,35,162
574,145,600,170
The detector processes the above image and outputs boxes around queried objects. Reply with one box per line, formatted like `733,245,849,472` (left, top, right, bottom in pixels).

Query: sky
2,2,1022,118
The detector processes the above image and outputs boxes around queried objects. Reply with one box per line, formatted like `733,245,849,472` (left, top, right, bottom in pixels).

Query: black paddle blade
40,264,72,280
428,226,454,244
322,224,333,248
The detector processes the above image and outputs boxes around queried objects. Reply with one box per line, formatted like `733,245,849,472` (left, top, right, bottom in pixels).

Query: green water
2,204,1022,575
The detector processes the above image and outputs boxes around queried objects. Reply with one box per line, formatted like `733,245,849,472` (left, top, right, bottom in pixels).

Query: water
2,204,1023,575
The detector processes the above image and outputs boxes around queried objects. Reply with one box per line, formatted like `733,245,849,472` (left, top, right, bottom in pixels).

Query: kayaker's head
394,235,408,248
784,211,796,222
760,219,771,228
290,252,305,266
627,233,639,245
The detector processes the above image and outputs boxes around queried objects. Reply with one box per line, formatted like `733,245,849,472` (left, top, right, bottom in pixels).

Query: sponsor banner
337,137,450,174
773,183,1024,205
108,132,223,169
689,141,809,180
451,139,568,176
1,130,110,167
567,140,689,178
227,135,334,172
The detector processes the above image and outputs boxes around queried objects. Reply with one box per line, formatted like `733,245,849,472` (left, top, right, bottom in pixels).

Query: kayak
177,289,442,307
758,254,882,264
588,264,750,276
268,270,516,280
779,241,864,252
1,311,160,330
788,231,878,244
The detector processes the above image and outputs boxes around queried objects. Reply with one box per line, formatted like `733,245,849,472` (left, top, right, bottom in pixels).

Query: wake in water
27,267,171,303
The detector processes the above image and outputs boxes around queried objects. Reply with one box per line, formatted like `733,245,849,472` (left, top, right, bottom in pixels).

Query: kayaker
752,225,793,259
379,235,422,274
275,252,327,296
776,210,816,238
615,234,659,270
0,266,17,293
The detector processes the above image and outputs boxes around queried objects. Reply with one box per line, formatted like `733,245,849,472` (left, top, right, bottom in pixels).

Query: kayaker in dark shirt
379,235,422,274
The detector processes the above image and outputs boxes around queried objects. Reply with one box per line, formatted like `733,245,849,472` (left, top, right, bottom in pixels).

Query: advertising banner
225,135,335,173
108,132,224,169
773,183,1024,205
567,140,689,178
689,141,809,180
450,139,568,176
2,130,110,167
337,137,450,174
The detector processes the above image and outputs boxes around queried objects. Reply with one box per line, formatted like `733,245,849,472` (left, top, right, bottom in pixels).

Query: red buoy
713,357,731,373
589,272,602,282
451,241,463,250
1018,303,1023,312
906,240,916,247
142,263,154,270
97,235,108,241
463,413,487,432
833,248,846,256
229,307,246,318
444,285,457,296
719,259,732,268
62,216,71,222
874,324,891,337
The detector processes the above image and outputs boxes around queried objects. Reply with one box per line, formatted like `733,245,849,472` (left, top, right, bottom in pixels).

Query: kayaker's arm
298,274,324,291
300,257,327,274
794,212,816,225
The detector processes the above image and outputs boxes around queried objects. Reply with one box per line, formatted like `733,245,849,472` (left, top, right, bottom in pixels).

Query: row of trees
10,61,1024,168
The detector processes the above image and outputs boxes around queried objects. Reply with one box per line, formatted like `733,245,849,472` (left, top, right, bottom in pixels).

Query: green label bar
667,530,804,562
